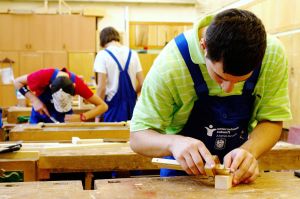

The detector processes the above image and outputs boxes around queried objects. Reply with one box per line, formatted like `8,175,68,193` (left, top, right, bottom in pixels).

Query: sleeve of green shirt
130,62,175,133
254,36,292,122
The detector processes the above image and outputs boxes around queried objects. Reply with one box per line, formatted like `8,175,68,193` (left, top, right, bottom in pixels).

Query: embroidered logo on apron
205,125,216,136
215,138,226,150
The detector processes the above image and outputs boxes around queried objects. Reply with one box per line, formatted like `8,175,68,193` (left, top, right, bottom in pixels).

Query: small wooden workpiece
215,174,233,189
151,157,232,189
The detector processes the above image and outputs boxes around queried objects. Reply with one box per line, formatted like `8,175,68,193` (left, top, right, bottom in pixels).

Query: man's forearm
241,121,282,159
130,129,179,157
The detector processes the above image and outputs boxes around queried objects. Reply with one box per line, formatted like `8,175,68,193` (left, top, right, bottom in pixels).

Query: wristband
19,85,30,96
80,113,87,121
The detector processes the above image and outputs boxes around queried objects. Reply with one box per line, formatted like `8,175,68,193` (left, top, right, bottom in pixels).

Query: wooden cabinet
33,15,62,51
0,14,96,52
61,15,96,52
68,52,95,83
138,53,158,77
0,14,29,51
19,52,43,76
43,51,68,69
130,22,192,49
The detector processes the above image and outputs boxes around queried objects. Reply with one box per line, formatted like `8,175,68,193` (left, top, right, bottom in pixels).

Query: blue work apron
29,69,75,124
160,34,261,177
103,49,137,122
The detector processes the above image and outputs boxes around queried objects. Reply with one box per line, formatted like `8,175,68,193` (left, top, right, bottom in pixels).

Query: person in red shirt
14,68,108,123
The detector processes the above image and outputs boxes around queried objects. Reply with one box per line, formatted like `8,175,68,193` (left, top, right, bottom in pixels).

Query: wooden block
215,174,233,190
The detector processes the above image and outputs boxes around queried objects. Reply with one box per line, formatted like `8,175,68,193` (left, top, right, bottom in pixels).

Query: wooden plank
93,172,300,198
9,124,129,141
7,106,93,123
0,151,39,160
152,158,230,176
38,144,155,171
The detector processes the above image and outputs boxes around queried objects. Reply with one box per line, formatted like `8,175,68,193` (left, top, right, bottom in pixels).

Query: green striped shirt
131,15,292,134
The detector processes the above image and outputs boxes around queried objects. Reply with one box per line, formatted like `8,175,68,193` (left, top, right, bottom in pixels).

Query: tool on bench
0,141,22,154
152,155,231,177
49,116,60,124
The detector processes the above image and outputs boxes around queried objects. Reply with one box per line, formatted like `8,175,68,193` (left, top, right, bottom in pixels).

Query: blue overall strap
175,34,208,96
50,69,60,83
69,72,76,83
242,66,261,95
105,49,123,72
124,50,132,72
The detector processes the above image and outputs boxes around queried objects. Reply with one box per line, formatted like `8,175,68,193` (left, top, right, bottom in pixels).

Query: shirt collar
189,14,214,65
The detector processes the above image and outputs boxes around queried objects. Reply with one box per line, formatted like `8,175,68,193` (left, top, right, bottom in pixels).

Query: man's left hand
223,148,259,185
64,114,81,122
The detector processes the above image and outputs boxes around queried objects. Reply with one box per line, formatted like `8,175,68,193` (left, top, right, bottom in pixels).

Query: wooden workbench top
93,171,300,199
9,122,129,141
0,181,87,199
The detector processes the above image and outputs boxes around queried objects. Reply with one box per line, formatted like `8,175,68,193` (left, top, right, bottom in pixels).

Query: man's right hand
32,98,50,116
169,135,215,175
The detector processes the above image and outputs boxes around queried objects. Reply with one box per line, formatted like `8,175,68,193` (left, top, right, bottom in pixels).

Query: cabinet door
19,52,43,75
0,14,29,51
61,15,96,52
43,51,67,69
28,15,62,51
138,53,158,77
68,52,95,83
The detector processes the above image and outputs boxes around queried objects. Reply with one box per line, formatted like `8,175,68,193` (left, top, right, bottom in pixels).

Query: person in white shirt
94,26,144,122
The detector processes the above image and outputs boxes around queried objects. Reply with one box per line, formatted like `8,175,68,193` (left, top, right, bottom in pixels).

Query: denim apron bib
29,69,75,124
103,49,137,122
160,34,260,177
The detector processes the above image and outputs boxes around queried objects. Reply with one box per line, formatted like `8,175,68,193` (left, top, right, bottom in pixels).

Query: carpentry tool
49,116,60,124
151,157,231,176
0,141,22,154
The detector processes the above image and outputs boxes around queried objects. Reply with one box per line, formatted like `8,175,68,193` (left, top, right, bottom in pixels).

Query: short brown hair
100,27,120,48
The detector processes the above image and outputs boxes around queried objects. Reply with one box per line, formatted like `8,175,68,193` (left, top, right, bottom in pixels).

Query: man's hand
32,98,50,116
64,114,81,122
223,148,259,185
170,136,215,175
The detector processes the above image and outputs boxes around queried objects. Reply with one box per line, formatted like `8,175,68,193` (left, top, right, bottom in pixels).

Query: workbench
93,171,300,198
6,106,92,123
1,141,299,190
1,172,299,198
8,122,129,142
37,142,156,189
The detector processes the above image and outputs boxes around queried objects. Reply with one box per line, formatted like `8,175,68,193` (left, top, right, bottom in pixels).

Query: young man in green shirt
130,9,291,185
